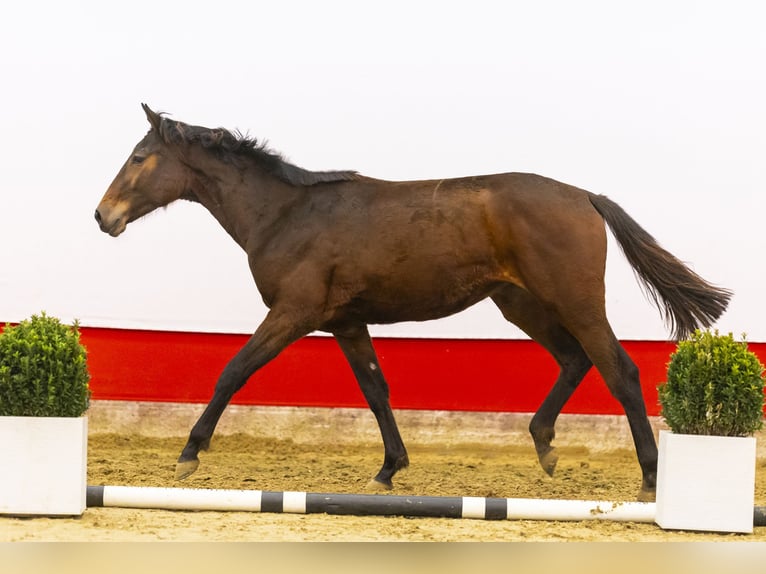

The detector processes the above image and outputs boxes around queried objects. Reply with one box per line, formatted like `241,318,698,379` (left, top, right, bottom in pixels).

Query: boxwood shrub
0,312,90,417
658,330,764,436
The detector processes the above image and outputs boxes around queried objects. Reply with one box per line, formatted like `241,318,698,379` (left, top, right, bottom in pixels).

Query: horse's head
95,104,191,237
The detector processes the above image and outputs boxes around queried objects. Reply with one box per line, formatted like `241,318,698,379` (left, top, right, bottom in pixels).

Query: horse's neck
190,167,300,250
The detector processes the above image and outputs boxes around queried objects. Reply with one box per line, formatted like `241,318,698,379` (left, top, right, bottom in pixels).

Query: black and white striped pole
86,485,766,525
87,485,654,522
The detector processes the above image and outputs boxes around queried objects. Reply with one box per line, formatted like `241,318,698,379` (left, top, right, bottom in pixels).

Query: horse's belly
342,279,501,325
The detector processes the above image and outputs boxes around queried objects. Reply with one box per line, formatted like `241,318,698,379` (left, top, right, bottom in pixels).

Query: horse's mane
155,115,359,186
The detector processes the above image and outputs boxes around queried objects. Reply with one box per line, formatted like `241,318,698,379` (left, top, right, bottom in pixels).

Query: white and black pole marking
87,485,656,522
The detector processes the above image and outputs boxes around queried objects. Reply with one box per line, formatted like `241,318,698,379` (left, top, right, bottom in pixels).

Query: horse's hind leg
491,286,592,477
582,330,657,501
551,302,658,501
333,325,409,490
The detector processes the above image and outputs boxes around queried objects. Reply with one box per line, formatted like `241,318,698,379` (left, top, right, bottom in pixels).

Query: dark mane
156,115,359,186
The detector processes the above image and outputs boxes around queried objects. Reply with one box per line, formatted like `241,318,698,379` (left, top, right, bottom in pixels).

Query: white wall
1,1,764,340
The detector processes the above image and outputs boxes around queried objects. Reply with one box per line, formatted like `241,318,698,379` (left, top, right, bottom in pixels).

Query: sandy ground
3,433,766,542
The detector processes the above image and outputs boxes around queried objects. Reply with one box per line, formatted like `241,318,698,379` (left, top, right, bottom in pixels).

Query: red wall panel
75,327,766,417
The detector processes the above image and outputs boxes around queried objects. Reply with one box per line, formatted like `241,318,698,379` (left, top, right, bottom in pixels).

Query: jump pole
87,485,655,522
86,485,766,525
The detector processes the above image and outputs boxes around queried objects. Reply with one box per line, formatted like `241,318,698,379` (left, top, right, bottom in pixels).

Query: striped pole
86,485,766,525
87,485,656,522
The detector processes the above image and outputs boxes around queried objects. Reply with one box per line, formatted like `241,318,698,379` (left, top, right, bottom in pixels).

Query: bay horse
95,104,731,501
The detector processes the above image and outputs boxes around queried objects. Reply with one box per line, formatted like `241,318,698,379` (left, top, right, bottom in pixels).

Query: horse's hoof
538,448,559,477
366,478,393,492
637,487,656,503
175,459,200,480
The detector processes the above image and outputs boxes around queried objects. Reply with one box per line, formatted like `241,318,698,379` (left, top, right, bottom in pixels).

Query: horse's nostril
94,209,102,224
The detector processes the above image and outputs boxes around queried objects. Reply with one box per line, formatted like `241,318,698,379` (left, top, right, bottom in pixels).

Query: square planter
0,416,88,516
655,429,755,533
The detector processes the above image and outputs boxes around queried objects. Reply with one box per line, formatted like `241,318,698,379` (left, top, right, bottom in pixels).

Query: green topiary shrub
658,330,765,436
0,312,91,417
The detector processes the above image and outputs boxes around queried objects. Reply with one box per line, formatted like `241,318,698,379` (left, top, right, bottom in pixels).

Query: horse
95,104,731,501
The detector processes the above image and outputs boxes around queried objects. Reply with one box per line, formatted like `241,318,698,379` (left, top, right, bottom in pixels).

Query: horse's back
319,171,605,276
351,171,597,221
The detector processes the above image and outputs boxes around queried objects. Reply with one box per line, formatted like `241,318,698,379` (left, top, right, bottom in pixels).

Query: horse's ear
142,103,163,132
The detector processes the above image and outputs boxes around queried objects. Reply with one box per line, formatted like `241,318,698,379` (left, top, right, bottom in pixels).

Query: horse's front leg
334,325,409,489
176,310,309,480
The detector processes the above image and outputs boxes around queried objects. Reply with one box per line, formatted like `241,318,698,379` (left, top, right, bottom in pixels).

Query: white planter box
655,429,755,533
0,416,88,516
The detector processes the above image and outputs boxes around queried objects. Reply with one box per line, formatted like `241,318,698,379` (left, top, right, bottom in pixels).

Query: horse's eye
131,155,146,165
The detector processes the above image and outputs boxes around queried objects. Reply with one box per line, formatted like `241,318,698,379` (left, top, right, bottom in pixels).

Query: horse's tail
588,192,731,340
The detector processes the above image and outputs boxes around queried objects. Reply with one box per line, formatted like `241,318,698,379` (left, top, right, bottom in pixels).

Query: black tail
588,193,732,340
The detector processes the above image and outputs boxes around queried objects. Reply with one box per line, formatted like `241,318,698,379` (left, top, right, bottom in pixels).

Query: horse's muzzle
94,208,125,237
